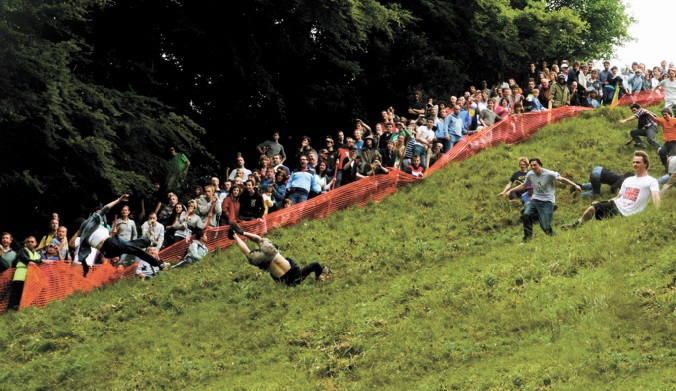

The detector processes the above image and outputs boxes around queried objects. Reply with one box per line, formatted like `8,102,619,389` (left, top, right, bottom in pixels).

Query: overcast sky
612,0,674,69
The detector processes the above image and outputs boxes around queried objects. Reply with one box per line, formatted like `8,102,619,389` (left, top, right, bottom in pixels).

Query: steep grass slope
0,106,673,390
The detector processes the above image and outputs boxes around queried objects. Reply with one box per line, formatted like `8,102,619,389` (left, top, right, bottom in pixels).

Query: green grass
0,105,674,390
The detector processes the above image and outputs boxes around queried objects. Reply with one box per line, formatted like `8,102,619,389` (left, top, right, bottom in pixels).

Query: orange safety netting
0,92,664,314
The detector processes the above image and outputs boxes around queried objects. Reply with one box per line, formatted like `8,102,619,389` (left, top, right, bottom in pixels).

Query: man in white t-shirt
563,151,660,229
413,118,435,167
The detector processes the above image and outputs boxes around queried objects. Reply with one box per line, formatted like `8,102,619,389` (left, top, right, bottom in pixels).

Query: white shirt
87,226,109,249
614,175,659,216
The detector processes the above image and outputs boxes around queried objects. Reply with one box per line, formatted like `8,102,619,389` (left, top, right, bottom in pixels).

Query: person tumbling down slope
77,194,169,276
562,151,660,229
228,222,331,286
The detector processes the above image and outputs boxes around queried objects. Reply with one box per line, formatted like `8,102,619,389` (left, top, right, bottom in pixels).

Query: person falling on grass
562,151,660,229
77,194,169,276
228,222,331,286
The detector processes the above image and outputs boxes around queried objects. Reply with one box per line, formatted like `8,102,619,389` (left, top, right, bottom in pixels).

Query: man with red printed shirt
648,107,676,170
563,151,660,229
405,155,425,178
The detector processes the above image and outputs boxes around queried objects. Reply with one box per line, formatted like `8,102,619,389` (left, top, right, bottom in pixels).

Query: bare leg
579,205,597,224
233,234,251,255
242,232,262,243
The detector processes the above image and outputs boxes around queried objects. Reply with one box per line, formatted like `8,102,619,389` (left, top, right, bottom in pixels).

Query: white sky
612,0,675,70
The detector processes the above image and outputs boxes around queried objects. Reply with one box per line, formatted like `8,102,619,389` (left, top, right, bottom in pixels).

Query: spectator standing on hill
647,107,676,170
228,156,252,181
445,105,465,148
295,136,316,161
408,90,426,118
550,73,571,108
228,223,330,286
238,180,265,221
620,103,661,149
141,212,165,250
37,218,59,251
286,155,321,204
650,68,676,110
272,154,291,177
563,151,660,229
197,185,222,228
7,236,41,311
405,155,425,178
167,146,190,192
413,118,435,167
504,157,581,244
0,232,17,272
256,131,286,163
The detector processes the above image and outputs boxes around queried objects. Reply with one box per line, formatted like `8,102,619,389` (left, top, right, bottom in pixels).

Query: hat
364,135,374,141
408,119,416,125
561,63,569,68
349,145,358,151
49,238,61,247
557,73,566,79
588,88,597,94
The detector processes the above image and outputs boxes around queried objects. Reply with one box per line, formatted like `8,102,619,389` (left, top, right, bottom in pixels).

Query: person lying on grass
228,222,331,286
562,150,660,229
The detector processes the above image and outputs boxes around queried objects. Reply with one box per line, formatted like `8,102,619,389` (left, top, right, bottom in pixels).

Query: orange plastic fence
0,92,664,314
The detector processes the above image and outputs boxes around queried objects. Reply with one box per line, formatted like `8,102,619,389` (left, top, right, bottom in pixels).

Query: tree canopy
0,0,633,237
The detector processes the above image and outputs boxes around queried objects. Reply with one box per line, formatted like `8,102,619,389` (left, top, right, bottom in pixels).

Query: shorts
593,200,620,220
246,238,279,269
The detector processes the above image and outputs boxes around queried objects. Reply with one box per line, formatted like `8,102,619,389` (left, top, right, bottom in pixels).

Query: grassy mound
0,105,674,390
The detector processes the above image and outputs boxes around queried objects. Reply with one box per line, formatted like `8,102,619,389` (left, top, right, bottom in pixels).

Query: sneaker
562,221,580,230
229,222,244,235
159,261,171,270
318,267,333,281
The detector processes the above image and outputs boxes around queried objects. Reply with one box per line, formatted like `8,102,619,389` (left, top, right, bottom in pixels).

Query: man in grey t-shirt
505,157,580,243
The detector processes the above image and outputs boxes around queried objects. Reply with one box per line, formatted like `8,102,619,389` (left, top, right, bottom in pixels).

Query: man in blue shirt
445,105,465,148
286,156,321,205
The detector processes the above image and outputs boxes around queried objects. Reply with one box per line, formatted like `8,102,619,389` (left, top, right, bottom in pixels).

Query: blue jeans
521,199,555,241
288,188,309,205
581,166,603,197
412,145,427,167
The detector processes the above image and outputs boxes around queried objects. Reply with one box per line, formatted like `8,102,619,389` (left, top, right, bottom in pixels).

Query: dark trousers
630,125,661,148
658,141,676,169
7,281,24,311
101,237,162,267
272,258,323,286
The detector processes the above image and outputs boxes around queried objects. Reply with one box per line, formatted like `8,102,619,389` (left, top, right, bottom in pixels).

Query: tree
0,0,215,236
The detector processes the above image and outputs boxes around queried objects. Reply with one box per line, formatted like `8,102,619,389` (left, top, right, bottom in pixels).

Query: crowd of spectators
1,58,675,299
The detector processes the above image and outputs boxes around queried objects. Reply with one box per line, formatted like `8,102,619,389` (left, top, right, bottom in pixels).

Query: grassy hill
0,106,674,390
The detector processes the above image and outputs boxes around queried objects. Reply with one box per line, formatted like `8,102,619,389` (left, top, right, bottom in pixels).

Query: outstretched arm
620,114,637,123
557,176,581,191
104,194,129,211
